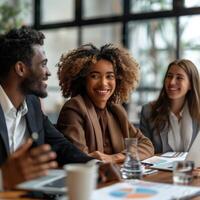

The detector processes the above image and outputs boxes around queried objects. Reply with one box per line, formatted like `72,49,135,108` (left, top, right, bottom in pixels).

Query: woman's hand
98,162,121,184
89,151,125,163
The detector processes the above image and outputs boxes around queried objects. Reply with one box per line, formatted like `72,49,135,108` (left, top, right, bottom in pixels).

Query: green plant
0,1,30,34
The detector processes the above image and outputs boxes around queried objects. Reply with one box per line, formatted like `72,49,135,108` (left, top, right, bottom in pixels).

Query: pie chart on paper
109,187,158,199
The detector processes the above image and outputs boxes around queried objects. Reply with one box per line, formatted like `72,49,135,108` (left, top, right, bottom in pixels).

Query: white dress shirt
168,111,183,151
168,102,193,152
0,85,28,153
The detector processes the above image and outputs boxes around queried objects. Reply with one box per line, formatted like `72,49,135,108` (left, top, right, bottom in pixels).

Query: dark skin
1,45,50,108
2,139,57,190
98,162,121,184
1,44,57,190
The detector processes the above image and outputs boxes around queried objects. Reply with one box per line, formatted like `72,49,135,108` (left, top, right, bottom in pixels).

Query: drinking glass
173,160,194,185
120,138,142,179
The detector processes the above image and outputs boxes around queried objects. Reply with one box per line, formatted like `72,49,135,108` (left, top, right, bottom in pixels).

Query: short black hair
0,26,45,81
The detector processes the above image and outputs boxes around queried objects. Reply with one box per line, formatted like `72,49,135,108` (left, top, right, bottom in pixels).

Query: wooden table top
1,170,200,199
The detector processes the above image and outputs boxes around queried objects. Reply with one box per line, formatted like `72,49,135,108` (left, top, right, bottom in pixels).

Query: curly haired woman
56,43,154,163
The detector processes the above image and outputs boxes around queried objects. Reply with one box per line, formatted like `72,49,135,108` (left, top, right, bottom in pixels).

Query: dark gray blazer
139,103,199,153
0,95,92,166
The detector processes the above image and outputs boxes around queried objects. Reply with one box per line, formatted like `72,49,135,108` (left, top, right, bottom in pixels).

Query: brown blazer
57,95,154,160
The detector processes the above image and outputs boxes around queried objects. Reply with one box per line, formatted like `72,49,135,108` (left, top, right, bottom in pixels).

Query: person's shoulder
110,103,127,116
111,103,125,110
142,102,151,110
64,95,84,106
141,102,154,115
61,95,87,113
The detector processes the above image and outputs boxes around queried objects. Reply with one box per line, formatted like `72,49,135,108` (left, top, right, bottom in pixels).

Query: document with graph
92,180,200,200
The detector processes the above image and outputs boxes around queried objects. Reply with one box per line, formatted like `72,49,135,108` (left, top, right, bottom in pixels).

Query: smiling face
164,64,191,104
21,45,51,98
86,59,116,109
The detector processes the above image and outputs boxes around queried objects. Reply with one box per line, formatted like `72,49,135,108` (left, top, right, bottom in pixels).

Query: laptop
16,169,67,195
143,132,200,171
142,156,176,171
185,131,200,168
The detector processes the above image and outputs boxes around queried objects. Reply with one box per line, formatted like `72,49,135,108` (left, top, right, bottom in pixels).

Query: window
41,0,74,24
128,18,176,122
41,28,78,122
131,0,172,13
180,16,200,69
16,0,200,123
82,23,122,46
20,0,34,26
83,0,122,19
185,0,200,8
129,18,176,89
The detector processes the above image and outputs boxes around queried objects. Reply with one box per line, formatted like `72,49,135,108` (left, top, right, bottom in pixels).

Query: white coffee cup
64,163,98,200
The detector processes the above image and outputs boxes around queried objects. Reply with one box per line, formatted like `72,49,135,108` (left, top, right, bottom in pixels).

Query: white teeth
168,88,178,91
96,90,109,95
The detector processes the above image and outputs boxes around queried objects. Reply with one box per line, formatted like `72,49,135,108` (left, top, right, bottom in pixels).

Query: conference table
1,170,200,200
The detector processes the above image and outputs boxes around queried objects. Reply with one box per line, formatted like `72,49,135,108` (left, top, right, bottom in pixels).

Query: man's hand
1,139,58,190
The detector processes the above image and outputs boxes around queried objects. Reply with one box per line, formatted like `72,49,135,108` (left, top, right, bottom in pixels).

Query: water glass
173,160,194,185
121,138,142,179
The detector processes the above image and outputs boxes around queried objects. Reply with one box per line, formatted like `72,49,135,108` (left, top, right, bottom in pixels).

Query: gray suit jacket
139,103,199,153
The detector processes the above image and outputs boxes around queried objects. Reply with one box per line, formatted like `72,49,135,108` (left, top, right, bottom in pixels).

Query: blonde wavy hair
57,43,140,104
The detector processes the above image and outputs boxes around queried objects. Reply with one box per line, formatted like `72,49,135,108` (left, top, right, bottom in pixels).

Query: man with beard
0,26,95,190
